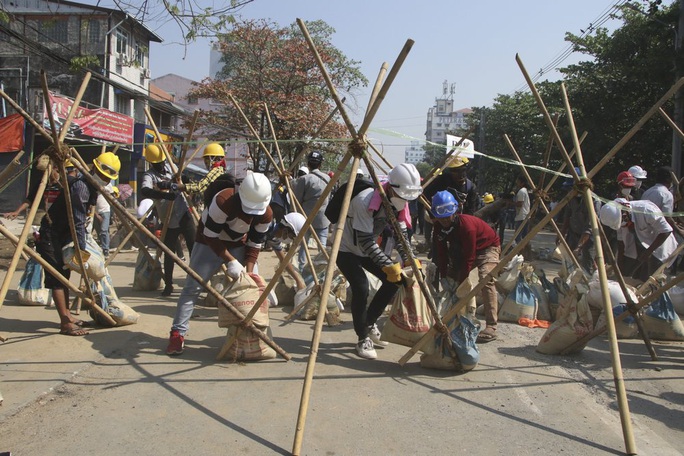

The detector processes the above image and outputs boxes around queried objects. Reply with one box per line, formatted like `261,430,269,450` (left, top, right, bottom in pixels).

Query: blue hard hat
431,190,458,218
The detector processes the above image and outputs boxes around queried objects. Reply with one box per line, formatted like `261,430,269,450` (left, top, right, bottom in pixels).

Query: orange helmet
617,171,636,187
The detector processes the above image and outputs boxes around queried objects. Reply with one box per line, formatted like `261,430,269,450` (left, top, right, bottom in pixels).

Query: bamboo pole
0,166,50,310
558,80,636,454
365,62,389,118
0,150,25,183
287,101,344,174
104,208,154,267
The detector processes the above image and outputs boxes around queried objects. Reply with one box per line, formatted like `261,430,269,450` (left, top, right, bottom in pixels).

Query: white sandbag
587,279,638,309
381,269,433,348
536,291,593,355
498,274,538,323
641,292,684,341
495,254,524,294
132,249,162,291
62,235,107,281
99,273,140,326
299,276,342,321
668,285,684,316
17,257,51,306
345,269,383,309
274,274,297,308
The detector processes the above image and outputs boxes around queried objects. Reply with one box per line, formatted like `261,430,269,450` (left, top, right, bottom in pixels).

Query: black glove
163,191,177,201
157,180,172,190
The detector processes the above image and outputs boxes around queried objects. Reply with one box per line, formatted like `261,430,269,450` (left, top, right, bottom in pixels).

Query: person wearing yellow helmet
141,143,195,296
34,152,120,336
166,143,231,197
483,193,494,204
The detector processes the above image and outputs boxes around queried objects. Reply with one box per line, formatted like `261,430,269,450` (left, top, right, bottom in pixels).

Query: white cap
628,165,647,179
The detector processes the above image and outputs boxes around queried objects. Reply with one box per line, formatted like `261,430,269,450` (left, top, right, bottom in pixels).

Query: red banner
44,92,134,145
0,113,25,153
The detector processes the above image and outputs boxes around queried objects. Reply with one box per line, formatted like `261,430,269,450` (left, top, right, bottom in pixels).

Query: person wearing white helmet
599,198,677,281
265,211,307,290
628,165,648,199
336,162,422,360
292,150,331,273
167,171,273,355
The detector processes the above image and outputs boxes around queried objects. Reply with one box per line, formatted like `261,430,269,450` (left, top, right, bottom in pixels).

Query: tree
188,19,368,174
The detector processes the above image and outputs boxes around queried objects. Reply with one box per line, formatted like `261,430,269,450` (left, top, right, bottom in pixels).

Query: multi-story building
404,140,425,164
425,80,472,145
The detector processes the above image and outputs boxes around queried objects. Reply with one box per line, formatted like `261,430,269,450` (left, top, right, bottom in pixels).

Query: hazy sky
93,0,626,166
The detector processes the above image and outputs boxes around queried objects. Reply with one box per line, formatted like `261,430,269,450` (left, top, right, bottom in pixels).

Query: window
115,30,129,56
40,19,68,43
114,93,130,115
187,95,198,105
135,43,144,66
87,20,100,43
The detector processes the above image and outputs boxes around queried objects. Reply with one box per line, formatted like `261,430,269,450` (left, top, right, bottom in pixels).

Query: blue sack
499,274,538,322
446,315,481,368
642,292,684,341
17,257,50,306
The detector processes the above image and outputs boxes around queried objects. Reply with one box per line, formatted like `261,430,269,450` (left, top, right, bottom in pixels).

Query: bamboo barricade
596,222,658,360
0,150,25,183
292,17,414,456
67,151,290,360
104,207,155,267
0,166,50,310
287,100,344,175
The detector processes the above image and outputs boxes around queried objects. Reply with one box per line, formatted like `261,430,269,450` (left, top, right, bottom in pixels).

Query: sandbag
381,269,433,348
99,272,140,326
495,254,524,294
274,274,297,308
536,291,593,355
556,244,577,281
586,279,638,328
595,304,638,339
203,272,230,308
529,270,557,322
346,269,383,310
132,249,162,291
17,257,51,306
218,272,268,328
221,324,276,361
641,292,684,341
62,235,107,281
299,274,343,321
499,274,538,323
668,285,684,316
420,315,481,372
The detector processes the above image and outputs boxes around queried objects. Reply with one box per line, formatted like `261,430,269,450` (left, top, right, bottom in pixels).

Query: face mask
634,181,642,190
390,196,407,211
620,188,632,197
93,173,110,187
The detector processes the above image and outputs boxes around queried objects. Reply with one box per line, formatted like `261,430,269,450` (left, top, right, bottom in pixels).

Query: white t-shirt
642,183,674,214
95,183,113,214
515,187,530,221
617,200,677,263
340,188,395,256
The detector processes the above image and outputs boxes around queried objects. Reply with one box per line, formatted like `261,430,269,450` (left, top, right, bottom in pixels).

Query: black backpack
324,179,375,224
203,172,237,207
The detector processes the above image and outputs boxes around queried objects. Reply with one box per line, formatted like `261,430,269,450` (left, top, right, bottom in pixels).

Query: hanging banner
0,113,25,153
445,134,477,159
43,92,134,145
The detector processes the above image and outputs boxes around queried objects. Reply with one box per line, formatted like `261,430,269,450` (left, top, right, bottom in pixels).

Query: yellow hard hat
93,152,120,180
483,193,494,204
144,144,165,164
447,156,469,169
111,186,120,198
203,143,225,157
64,158,76,169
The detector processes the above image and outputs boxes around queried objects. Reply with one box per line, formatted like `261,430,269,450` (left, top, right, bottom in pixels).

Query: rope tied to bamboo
532,188,550,202
574,177,594,193
348,136,367,159
43,142,71,164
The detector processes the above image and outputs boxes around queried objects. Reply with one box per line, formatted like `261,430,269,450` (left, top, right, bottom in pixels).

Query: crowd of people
4,144,682,361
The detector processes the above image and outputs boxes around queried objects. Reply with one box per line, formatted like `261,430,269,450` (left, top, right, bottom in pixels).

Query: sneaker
368,324,388,347
166,330,185,355
355,337,377,359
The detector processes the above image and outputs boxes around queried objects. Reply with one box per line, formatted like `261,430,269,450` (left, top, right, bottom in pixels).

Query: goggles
432,202,457,217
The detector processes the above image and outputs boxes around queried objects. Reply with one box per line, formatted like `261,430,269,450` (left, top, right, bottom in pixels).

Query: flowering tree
189,19,368,173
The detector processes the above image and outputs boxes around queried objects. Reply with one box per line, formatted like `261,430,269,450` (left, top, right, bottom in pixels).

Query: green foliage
69,55,101,73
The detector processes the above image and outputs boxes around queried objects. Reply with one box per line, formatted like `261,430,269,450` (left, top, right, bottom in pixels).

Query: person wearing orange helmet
616,170,637,200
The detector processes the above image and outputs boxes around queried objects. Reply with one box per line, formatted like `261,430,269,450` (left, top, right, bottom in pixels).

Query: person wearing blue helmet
431,190,501,342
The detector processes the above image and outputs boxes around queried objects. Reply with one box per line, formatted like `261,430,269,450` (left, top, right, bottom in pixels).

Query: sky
93,0,626,166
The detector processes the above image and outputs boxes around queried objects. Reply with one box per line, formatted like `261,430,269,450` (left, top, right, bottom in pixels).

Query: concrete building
425,80,472,145
404,140,425,164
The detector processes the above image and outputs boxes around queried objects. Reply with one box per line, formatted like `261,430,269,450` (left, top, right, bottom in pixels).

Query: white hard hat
282,212,306,236
628,165,647,179
388,163,422,201
356,168,365,176
298,166,309,175
599,200,626,231
239,172,272,215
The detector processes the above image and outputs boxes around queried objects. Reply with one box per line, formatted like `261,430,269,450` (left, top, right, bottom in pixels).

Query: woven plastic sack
300,275,343,321
203,272,230,308
536,290,593,355
221,324,276,361
495,254,523,294
99,272,140,326
132,249,162,291
668,285,684,316
499,274,538,322
218,272,268,328
595,304,638,339
420,315,481,372
380,269,433,347
17,257,51,306
641,292,684,341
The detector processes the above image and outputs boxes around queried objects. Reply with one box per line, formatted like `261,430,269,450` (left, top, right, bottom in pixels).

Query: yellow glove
382,263,403,283
403,258,422,270
68,251,91,270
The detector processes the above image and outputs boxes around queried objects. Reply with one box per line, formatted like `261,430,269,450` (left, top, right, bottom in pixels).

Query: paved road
0,220,682,455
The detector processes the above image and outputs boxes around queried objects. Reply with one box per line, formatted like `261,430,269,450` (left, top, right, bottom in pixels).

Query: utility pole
673,0,684,176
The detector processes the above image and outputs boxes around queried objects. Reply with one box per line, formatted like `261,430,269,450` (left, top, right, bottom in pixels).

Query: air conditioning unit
143,68,150,79
115,55,124,66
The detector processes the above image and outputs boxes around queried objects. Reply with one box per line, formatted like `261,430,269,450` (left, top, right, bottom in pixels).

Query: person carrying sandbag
165,171,273,356
430,190,501,343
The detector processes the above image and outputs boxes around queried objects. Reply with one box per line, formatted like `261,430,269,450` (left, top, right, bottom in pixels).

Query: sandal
477,327,498,343
60,324,90,336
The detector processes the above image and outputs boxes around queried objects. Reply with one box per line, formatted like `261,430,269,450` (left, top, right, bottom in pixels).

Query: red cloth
0,114,25,153
433,214,500,281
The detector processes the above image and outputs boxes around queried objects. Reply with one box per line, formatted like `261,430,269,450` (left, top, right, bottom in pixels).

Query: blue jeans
171,242,249,335
98,211,111,254
298,226,328,272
